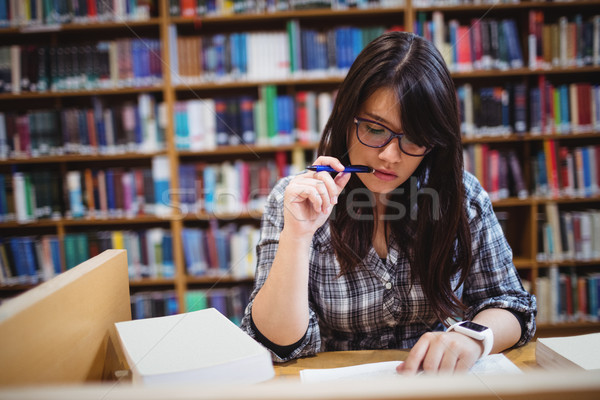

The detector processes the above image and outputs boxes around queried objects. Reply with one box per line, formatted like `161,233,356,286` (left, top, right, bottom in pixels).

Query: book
536,333,600,370
114,307,275,385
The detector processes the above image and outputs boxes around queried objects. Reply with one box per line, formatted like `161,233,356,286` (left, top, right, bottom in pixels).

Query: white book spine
187,100,205,151
317,92,333,139
202,99,216,150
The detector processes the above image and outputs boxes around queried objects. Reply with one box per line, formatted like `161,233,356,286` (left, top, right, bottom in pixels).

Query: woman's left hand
397,331,483,375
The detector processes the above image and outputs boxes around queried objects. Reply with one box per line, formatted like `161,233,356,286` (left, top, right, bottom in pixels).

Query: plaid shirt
240,171,537,362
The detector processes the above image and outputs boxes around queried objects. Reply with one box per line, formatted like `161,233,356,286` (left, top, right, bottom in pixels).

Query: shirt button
385,282,392,290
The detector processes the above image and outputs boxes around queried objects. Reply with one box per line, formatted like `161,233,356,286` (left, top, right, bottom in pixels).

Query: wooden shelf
0,152,166,165
0,216,171,229
170,6,405,25
0,19,161,36
0,86,164,100
178,142,319,157
129,278,176,287
186,276,254,285
414,0,600,12
537,259,600,268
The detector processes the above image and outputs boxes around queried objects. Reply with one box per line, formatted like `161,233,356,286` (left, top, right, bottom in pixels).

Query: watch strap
447,321,494,359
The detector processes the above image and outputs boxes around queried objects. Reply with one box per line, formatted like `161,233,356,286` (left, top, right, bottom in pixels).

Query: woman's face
347,87,425,195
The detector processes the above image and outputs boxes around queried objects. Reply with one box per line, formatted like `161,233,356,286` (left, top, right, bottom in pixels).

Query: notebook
536,333,600,370
114,308,275,385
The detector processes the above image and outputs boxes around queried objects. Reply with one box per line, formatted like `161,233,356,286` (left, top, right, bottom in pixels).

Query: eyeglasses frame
353,116,432,157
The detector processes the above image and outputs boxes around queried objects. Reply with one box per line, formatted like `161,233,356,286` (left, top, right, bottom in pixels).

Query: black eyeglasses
354,117,432,157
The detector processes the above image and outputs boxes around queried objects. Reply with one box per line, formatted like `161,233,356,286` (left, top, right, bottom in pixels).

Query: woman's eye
366,125,386,135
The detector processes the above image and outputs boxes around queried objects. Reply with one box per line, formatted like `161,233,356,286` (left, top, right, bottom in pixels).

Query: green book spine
76,233,89,265
64,234,76,269
266,85,277,144
185,290,207,312
23,173,34,221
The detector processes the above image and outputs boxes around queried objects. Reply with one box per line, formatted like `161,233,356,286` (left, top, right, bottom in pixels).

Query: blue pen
307,165,374,173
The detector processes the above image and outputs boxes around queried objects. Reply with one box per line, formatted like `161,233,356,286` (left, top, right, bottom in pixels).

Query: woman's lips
373,169,398,181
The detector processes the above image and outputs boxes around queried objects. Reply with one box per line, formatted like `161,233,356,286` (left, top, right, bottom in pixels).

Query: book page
300,354,521,383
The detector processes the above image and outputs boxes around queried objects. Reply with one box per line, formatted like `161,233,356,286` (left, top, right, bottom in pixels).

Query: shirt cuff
250,313,307,359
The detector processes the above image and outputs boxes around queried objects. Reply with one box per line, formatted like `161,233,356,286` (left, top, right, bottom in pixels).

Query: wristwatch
447,321,494,359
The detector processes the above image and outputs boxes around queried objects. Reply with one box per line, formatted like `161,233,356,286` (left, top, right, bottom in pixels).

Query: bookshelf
0,0,599,336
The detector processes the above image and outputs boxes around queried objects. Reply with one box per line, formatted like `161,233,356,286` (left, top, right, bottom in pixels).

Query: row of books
174,89,333,151
529,12,600,70
538,206,600,263
531,78,600,136
2,152,311,224
463,146,528,201
0,156,169,223
0,0,155,27
179,152,303,216
131,290,179,320
535,266,600,324
0,39,163,94
0,94,166,159
170,24,391,84
457,83,527,137
415,14,524,72
0,171,61,222
182,223,259,279
168,0,403,17
532,143,600,200
0,228,177,285
0,235,61,285
185,286,252,326
87,228,176,281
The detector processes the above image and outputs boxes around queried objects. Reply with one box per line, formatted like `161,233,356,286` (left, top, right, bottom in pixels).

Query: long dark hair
319,31,472,324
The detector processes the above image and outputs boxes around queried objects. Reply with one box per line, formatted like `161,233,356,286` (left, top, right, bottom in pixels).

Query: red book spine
181,0,197,17
87,0,97,18
86,109,97,151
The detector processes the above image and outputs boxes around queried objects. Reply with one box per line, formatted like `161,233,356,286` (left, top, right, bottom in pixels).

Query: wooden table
274,341,537,377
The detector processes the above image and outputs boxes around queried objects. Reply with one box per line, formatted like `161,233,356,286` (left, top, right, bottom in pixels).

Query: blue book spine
161,233,174,278
0,174,6,220
240,33,247,75
214,34,226,78
182,228,194,274
0,0,8,26
582,146,592,197
351,28,362,64
335,28,344,70
166,293,178,315
50,237,62,274
23,238,39,282
209,292,228,317
203,166,216,214
105,169,116,214
240,96,255,145
560,85,570,133
134,107,142,147
537,150,548,194
10,238,26,281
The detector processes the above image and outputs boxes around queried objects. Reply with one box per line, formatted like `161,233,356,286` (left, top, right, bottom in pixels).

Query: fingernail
333,196,338,204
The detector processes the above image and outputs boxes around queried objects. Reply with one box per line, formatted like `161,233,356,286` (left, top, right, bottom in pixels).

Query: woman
240,31,536,374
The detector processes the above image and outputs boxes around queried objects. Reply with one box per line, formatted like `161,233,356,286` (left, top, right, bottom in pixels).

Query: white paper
299,354,521,383
300,361,403,383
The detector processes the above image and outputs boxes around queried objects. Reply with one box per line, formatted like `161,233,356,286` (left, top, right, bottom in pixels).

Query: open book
536,333,600,370
114,308,275,385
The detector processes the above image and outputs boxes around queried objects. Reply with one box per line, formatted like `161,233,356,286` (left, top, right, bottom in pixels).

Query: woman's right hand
282,156,351,238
